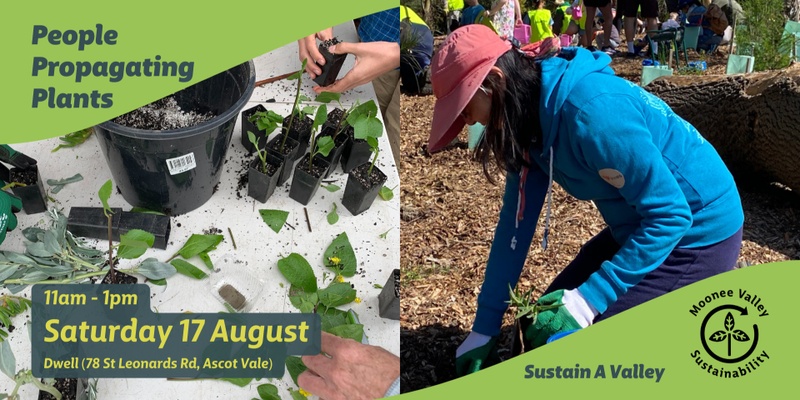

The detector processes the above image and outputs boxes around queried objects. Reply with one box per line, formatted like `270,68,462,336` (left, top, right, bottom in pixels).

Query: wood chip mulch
399,38,800,393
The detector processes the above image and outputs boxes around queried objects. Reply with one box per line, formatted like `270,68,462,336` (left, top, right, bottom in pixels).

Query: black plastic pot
38,377,89,400
342,163,387,216
283,114,313,160
9,165,47,214
268,135,300,186
240,104,269,153
289,154,330,205
340,138,372,173
95,61,256,215
318,126,350,178
378,269,400,320
247,151,282,203
313,38,348,87
66,207,172,249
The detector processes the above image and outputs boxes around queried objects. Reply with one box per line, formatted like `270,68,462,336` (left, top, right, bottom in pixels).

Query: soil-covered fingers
313,41,400,94
298,35,324,78
316,27,333,41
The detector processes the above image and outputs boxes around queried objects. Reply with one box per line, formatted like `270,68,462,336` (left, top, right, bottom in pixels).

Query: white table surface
0,19,399,400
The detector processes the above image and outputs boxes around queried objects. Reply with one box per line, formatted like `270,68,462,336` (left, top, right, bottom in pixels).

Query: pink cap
428,25,511,153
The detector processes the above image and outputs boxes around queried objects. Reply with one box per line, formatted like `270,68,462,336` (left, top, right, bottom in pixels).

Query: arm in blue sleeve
472,164,549,336
574,94,693,313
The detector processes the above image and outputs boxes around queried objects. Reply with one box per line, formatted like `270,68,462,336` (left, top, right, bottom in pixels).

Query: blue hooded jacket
473,48,744,336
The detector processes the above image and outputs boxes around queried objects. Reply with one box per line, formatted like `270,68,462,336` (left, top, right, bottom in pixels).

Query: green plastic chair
783,20,800,60
646,27,689,69
683,26,701,51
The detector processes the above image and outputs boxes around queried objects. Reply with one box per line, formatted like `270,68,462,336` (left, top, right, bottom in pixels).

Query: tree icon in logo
709,312,751,357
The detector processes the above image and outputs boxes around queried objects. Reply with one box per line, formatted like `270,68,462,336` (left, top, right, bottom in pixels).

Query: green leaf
327,203,339,225
98,179,113,215
285,356,307,386
177,234,224,259
323,232,357,277
46,173,83,193
149,278,167,286
287,61,305,80
353,116,383,141
315,92,341,104
318,282,356,308
51,128,93,152
259,210,289,234
379,186,394,201
198,252,214,270
0,340,15,379
373,284,383,289
118,229,156,259
289,389,308,400
136,258,177,280
315,136,334,157
379,229,391,239
366,135,379,150
277,254,317,293
313,104,327,133
26,242,55,258
288,284,318,313
171,259,207,279
220,377,253,387
257,384,281,400
327,324,364,343
301,105,315,116
347,100,378,125
129,207,166,216
321,184,340,192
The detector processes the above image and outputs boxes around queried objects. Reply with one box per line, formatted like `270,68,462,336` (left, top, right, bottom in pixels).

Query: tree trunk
646,65,800,193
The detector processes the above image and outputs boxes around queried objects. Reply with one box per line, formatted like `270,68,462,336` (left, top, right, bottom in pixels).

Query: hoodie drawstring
512,147,554,251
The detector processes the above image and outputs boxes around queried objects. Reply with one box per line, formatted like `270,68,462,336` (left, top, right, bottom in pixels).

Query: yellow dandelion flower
336,275,345,283
354,297,362,304
298,388,311,397
329,256,341,265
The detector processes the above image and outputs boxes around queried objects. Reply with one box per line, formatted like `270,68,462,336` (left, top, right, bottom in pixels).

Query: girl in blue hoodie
427,25,744,376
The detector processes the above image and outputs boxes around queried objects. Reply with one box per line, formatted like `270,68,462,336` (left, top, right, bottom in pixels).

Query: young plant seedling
307,104,334,169
247,111,282,174
506,284,562,323
281,59,312,153
327,203,339,225
98,179,116,283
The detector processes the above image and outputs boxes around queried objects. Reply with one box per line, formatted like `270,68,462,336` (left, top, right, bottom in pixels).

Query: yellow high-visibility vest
401,6,428,27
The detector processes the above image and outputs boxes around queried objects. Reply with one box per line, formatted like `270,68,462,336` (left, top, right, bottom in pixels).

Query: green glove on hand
0,145,36,170
0,190,22,245
524,289,598,349
455,335,500,377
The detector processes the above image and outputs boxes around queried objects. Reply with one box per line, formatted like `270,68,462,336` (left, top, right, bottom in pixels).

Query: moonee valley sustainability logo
689,287,770,378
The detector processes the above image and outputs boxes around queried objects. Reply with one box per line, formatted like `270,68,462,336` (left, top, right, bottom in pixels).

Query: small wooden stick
227,227,237,250
304,207,312,232
255,70,300,87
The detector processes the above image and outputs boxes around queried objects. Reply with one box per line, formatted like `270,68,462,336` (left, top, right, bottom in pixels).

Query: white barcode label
166,152,197,175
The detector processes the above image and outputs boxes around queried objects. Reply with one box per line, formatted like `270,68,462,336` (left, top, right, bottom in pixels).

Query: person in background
446,0,466,33
400,6,434,95
461,0,487,27
679,0,725,52
299,332,401,399
487,0,522,39
584,0,615,54
297,8,401,167
594,7,621,50
523,0,555,44
620,0,659,57
427,25,743,376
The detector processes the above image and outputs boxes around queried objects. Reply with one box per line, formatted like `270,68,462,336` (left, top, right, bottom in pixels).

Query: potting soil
38,378,77,400
112,96,215,130
350,162,385,187
9,169,38,185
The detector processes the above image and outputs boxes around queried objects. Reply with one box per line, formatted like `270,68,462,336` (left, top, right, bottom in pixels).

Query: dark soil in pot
248,153,282,203
342,163,387,216
112,96,216,130
38,378,77,400
267,135,300,185
240,104,269,153
9,168,37,185
314,38,348,87
283,114,313,159
101,268,139,284
9,165,47,214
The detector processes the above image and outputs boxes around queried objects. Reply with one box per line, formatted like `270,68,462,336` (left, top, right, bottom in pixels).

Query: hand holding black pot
298,28,334,79
312,41,400,94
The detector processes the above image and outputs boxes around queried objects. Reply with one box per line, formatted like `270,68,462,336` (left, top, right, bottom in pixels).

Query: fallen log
646,65,800,193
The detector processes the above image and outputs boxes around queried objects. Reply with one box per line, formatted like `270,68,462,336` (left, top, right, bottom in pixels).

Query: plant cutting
247,118,284,202
289,105,333,205
341,129,388,216
314,92,356,177
339,100,383,173
241,105,283,153
280,59,315,160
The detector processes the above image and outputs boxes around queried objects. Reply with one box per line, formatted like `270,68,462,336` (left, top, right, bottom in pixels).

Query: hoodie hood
538,48,615,154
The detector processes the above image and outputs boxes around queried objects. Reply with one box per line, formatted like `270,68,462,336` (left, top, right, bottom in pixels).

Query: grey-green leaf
259,210,289,234
285,356,307,386
46,174,83,192
170,259,207,279
379,186,394,201
136,258,177,280
26,242,55,258
327,203,339,225
0,340,15,379
321,184,340,192
318,282,356,308
277,254,317,293
323,232,357,277
177,234,224,259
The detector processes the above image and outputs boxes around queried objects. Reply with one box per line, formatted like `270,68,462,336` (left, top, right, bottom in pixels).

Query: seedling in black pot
342,122,387,216
315,92,357,177
313,37,348,87
241,105,282,153
289,105,333,205
247,130,284,203
340,100,382,173
282,59,315,159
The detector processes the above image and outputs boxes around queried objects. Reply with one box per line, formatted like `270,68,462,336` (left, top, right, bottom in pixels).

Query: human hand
455,332,499,376
523,289,597,349
312,41,400,94
0,191,22,245
298,28,334,79
298,332,400,400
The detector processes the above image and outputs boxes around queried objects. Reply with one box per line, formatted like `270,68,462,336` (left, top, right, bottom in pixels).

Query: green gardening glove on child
0,191,22,246
524,289,598,349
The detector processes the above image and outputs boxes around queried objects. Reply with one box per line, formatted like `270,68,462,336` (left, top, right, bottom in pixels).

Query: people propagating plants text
427,25,744,376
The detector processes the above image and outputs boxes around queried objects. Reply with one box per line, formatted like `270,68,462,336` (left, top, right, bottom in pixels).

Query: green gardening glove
0,190,23,245
0,145,36,170
524,289,598,349
455,335,500,377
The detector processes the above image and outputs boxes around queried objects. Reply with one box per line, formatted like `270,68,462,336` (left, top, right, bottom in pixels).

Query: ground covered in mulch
399,39,799,393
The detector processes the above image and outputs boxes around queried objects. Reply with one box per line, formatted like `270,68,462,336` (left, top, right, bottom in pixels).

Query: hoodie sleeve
572,94,693,314
472,163,549,336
